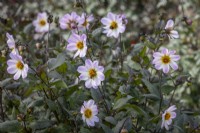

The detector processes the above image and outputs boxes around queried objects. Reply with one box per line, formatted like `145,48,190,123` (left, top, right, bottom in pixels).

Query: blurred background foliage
0,0,200,133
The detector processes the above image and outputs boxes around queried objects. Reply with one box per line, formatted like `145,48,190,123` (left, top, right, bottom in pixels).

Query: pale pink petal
7,66,17,74
170,30,179,39
77,66,87,73
85,79,92,88
163,65,170,73
101,18,111,25
161,48,168,54
165,19,174,29
171,55,180,61
13,71,21,80
167,105,177,112
170,61,178,70
67,44,77,51
171,112,176,119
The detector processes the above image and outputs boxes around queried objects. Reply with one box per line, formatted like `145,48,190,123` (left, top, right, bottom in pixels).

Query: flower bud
121,128,128,133
183,16,192,26
48,14,53,24
35,43,42,49
18,46,24,52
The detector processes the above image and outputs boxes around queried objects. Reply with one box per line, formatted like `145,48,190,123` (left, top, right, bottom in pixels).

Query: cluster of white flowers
6,33,29,80
4,11,182,128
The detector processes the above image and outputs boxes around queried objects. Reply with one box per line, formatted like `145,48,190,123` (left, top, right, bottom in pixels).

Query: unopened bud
17,114,25,121
183,16,192,26
48,14,53,24
121,128,128,133
74,2,83,8
35,43,42,49
18,46,24,52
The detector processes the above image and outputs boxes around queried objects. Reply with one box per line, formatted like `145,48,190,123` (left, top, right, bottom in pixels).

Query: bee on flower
161,105,177,130
7,53,29,80
59,12,80,31
152,48,180,73
77,59,105,89
80,99,99,127
33,12,49,33
66,33,87,58
165,19,179,39
6,33,19,54
101,12,126,38
78,13,94,30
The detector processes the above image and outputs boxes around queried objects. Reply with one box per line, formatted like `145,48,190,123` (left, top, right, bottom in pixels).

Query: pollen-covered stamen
110,21,118,29
89,69,97,79
76,41,84,49
161,55,171,64
16,61,24,70
39,19,46,26
165,112,171,120
84,108,92,119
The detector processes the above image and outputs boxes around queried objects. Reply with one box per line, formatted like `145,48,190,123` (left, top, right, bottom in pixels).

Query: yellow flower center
89,69,97,79
84,108,92,119
165,112,171,120
82,20,88,27
39,19,46,26
161,55,171,64
110,21,118,30
76,41,84,49
16,61,24,70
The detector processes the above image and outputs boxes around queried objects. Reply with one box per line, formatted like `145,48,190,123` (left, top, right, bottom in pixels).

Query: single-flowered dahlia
80,99,99,127
165,19,179,39
33,12,49,33
152,48,180,73
101,12,125,38
77,59,105,89
67,33,87,58
7,53,28,80
161,105,177,130
59,12,80,31
78,13,94,30
6,33,19,54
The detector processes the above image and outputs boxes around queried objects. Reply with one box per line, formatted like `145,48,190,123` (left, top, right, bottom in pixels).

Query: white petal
171,55,180,61
170,61,178,70
171,112,176,119
13,71,21,80
77,66,87,73
161,48,168,54
163,65,170,73
167,105,177,112
7,66,17,74
85,79,92,88
165,19,174,29
101,18,111,25
170,30,179,39
97,72,105,81
67,44,77,51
